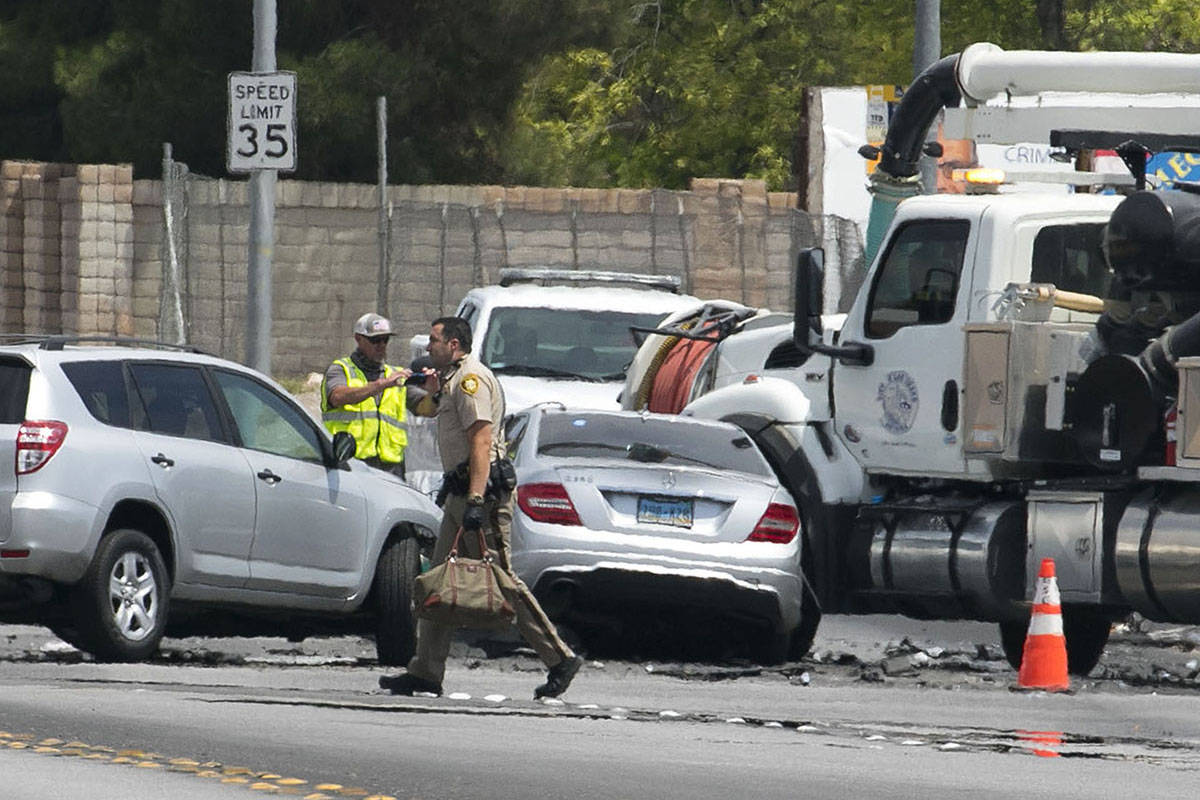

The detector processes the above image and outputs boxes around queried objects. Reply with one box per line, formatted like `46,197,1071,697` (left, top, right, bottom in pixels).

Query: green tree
505,0,869,190
3,0,1199,185
2,0,620,182
504,0,1200,191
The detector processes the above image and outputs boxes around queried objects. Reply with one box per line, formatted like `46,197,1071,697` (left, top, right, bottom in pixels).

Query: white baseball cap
353,312,393,337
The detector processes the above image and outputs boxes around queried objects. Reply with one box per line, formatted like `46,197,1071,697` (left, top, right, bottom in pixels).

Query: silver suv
0,337,440,662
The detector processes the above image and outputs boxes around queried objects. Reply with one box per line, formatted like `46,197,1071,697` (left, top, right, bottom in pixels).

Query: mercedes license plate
637,496,694,528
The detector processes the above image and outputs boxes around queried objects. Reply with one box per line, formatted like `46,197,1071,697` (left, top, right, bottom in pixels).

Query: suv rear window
0,358,31,423
62,360,132,428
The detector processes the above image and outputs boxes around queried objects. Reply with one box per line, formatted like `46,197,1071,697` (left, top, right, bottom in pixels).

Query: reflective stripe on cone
1016,557,1070,692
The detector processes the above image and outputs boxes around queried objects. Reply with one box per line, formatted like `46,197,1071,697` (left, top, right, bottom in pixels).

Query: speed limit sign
227,71,297,173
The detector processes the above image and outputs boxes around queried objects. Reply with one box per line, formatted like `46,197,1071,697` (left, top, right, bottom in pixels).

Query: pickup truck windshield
481,307,667,380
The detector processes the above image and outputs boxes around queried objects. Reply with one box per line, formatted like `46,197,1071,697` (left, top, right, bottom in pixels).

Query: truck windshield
480,307,667,381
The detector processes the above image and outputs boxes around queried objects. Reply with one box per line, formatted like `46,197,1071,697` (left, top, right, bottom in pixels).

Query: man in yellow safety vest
321,312,412,477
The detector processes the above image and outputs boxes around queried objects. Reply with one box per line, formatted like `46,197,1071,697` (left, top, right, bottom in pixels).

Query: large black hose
876,55,962,179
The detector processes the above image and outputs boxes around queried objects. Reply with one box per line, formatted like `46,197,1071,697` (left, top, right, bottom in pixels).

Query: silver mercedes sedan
504,406,815,664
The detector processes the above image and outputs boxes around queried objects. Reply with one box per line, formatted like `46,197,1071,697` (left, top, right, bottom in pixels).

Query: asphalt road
2,615,1200,799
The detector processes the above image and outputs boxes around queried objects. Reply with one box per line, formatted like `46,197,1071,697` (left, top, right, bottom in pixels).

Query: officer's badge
461,374,480,395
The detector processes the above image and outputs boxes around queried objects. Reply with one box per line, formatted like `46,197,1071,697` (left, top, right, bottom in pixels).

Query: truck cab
833,193,1120,480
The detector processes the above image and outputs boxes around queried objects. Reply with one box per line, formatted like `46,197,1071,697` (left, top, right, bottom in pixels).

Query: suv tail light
16,421,68,475
747,503,799,543
517,482,582,526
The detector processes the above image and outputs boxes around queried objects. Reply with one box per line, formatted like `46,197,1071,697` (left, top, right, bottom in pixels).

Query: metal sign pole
246,0,277,373
913,0,942,195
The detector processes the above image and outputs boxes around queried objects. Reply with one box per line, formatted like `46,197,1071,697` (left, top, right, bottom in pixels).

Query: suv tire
72,529,170,662
374,536,420,666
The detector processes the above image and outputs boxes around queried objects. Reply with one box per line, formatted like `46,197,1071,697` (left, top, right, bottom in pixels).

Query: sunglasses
365,335,391,344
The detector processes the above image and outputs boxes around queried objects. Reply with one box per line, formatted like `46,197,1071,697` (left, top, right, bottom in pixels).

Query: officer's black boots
534,655,583,700
379,672,443,696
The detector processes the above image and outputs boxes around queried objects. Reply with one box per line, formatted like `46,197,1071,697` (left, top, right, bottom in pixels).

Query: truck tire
374,536,420,666
788,581,823,661
71,528,170,662
998,605,1112,676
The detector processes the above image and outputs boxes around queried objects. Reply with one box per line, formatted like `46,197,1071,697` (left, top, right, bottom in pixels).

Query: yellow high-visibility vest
320,358,407,463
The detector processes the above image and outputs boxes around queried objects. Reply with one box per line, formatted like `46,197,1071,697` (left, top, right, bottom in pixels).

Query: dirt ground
3,613,1200,697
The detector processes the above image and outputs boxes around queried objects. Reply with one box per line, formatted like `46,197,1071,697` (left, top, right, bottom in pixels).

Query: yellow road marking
3,727,398,797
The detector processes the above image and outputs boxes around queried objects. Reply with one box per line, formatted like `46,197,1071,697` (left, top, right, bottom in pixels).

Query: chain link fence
159,168,865,376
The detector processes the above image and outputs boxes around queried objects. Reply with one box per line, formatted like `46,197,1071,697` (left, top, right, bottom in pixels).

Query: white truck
405,268,700,494
624,43,1200,671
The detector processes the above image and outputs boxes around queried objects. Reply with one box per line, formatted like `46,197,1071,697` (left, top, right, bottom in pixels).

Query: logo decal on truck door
878,370,919,434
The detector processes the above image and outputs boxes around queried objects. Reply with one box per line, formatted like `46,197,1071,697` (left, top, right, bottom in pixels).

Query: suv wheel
374,536,420,666
72,529,170,662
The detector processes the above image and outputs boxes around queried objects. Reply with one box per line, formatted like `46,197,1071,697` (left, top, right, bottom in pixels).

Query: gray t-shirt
324,351,384,405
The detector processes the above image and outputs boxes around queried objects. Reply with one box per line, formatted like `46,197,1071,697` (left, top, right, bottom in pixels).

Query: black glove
462,502,486,532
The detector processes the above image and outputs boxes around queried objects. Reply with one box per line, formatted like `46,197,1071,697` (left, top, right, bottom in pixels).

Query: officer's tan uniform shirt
435,352,504,470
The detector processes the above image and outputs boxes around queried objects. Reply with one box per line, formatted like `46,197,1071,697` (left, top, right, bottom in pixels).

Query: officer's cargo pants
406,491,575,683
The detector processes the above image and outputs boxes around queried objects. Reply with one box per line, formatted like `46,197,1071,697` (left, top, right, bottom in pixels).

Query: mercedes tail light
747,503,799,544
16,421,68,475
517,483,582,526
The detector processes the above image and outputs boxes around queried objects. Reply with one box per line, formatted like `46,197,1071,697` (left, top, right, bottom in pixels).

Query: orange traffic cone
1016,558,1070,692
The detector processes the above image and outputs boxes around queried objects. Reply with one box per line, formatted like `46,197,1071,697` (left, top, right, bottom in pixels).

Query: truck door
832,216,979,477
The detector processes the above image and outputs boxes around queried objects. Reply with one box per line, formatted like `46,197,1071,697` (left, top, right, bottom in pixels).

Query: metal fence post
377,95,389,315
159,142,187,345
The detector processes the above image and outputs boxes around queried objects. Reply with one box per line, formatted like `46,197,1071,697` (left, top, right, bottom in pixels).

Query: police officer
322,312,411,477
379,316,582,699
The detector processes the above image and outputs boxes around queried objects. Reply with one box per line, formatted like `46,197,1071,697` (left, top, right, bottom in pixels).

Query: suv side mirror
331,431,357,466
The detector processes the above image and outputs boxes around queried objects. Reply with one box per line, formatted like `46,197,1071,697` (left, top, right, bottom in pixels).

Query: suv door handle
256,469,282,485
150,453,174,468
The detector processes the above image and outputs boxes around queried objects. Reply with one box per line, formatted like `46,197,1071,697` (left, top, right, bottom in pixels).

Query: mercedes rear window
536,413,771,476
0,358,31,423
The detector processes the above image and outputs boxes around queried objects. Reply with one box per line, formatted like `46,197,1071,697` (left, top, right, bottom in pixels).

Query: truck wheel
1062,606,1112,676
788,582,823,661
997,606,1112,676
374,536,420,666
71,529,169,662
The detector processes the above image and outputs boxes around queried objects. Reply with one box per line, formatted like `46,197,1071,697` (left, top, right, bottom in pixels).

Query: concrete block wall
0,158,859,379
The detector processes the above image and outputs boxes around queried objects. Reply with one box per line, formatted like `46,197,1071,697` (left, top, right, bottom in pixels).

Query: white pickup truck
405,268,700,492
